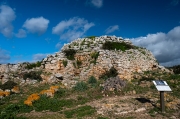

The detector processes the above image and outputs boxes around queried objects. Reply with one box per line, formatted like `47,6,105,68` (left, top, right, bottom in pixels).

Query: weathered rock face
41,35,168,82
0,35,170,85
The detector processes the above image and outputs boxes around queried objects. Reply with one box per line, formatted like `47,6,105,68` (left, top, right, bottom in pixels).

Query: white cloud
131,26,180,66
0,5,16,38
90,0,103,8
23,17,49,35
56,42,63,50
33,53,49,61
0,48,10,64
105,25,119,34
52,17,95,41
15,29,27,38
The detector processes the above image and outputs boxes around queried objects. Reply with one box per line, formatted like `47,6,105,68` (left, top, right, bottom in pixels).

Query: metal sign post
153,80,172,113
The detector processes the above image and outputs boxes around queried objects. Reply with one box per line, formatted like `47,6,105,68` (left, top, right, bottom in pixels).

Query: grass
1,71,180,119
33,95,75,112
64,105,96,118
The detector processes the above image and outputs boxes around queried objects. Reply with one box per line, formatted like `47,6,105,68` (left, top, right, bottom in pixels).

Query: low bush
102,41,134,51
88,76,97,84
63,49,76,60
0,81,17,90
23,71,42,81
25,61,41,69
0,104,29,119
99,67,118,80
73,81,88,91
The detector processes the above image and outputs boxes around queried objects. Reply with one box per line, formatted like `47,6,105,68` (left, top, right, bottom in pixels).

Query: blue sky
0,0,180,66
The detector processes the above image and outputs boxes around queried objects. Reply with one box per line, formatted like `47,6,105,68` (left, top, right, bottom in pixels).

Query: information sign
153,80,172,91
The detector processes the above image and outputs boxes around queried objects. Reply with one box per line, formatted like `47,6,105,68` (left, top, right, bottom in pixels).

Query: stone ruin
0,35,170,87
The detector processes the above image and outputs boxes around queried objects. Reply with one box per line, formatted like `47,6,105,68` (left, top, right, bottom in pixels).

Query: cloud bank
105,25,119,34
52,17,95,41
0,48,10,64
0,5,16,38
131,26,180,66
23,17,49,35
90,0,103,8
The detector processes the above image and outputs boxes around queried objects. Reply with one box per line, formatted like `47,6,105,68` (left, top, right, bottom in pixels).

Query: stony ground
17,94,179,119
1,70,180,119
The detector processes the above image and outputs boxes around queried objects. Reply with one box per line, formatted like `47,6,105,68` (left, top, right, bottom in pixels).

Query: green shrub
90,51,99,64
99,67,118,80
0,104,28,119
63,49,76,60
62,60,68,67
102,41,134,51
25,61,42,69
54,88,66,98
73,81,88,91
90,51,99,60
88,76,97,84
0,81,17,90
76,60,82,68
22,71,42,81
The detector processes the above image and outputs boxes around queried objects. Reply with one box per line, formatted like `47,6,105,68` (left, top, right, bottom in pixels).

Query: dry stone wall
0,35,170,86
41,35,166,82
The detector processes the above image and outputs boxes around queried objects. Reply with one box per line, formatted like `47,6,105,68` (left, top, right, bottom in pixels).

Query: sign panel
153,80,172,91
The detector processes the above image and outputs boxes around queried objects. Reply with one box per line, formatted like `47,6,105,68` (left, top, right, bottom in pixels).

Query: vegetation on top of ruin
102,41,135,51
